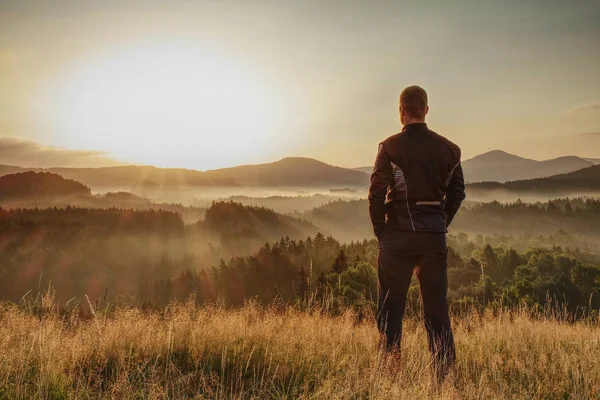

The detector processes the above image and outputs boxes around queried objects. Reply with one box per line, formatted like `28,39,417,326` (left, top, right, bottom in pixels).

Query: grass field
0,296,599,399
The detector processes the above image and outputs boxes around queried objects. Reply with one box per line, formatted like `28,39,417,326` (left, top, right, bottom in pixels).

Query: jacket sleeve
444,163,466,227
368,143,393,239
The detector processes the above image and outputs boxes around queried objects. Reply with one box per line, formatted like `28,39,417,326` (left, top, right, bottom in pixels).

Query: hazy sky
1,0,599,170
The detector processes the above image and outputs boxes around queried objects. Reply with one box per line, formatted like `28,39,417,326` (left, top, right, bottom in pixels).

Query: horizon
1,145,599,171
1,0,599,169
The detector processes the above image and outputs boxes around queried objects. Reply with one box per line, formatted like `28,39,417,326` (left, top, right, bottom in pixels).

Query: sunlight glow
35,40,291,170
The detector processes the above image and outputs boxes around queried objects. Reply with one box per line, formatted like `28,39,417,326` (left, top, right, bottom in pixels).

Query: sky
0,0,599,170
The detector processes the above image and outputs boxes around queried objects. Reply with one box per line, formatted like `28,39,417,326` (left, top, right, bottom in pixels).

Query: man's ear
425,105,429,116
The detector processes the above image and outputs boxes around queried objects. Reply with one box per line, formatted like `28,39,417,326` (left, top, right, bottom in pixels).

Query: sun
34,40,290,170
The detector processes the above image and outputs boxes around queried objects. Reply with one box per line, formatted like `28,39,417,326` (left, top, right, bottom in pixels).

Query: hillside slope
198,201,318,243
462,151,593,183
469,164,600,193
0,171,91,200
0,165,236,188
301,199,371,242
208,157,369,187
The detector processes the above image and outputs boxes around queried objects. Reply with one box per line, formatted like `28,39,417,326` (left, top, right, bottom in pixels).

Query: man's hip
378,228,447,255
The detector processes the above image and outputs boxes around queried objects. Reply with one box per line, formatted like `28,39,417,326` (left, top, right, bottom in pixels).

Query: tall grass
0,293,599,399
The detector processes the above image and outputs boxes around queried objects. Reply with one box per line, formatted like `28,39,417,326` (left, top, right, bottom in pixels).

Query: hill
462,150,593,183
0,165,25,175
0,158,370,190
196,201,318,251
0,171,206,222
300,199,372,242
48,165,236,188
0,202,317,303
208,157,369,188
0,171,91,200
0,165,236,189
469,164,600,194
225,194,346,214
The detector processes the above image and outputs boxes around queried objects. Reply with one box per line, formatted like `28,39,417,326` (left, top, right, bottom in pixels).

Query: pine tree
332,250,348,274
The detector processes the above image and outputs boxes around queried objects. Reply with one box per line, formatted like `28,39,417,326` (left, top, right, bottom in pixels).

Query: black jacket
368,123,466,237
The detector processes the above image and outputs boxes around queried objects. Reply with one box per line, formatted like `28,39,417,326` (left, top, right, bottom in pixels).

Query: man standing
368,85,465,378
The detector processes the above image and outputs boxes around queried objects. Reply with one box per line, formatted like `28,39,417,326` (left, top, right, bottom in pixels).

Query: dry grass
0,297,599,399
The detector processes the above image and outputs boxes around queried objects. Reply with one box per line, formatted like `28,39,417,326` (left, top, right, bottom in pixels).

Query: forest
1,197,599,320
141,232,600,318
301,197,600,242
0,169,598,317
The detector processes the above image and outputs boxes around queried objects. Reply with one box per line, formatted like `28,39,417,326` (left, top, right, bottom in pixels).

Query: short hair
399,85,428,119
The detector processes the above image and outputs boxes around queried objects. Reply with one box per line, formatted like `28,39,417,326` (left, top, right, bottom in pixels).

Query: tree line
1,201,599,318
142,232,600,318
300,197,600,242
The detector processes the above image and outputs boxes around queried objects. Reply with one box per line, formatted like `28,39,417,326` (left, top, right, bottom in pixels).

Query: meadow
1,295,598,400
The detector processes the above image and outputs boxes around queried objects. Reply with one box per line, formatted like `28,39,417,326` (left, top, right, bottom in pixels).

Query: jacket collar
402,122,427,131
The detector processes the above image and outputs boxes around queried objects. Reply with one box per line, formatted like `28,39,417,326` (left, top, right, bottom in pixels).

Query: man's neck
403,119,425,126
402,121,426,131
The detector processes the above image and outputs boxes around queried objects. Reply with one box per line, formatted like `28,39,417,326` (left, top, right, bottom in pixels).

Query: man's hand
444,163,466,227
368,143,393,239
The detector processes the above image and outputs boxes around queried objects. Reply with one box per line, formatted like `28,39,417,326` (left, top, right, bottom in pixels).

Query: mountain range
0,150,597,190
0,164,238,188
354,150,595,183
0,157,368,190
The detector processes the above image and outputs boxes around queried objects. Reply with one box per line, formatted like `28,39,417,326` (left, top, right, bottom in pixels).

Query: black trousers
377,229,456,369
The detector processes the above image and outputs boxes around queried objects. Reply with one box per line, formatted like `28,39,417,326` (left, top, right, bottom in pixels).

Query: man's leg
415,235,456,377
377,233,416,352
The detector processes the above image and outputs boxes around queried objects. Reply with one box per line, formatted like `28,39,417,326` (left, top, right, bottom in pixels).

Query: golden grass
0,299,599,399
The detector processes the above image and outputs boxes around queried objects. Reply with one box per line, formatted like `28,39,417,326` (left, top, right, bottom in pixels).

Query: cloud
568,104,600,113
0,137,122,168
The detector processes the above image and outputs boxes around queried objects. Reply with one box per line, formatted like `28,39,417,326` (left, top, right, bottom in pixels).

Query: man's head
399,85,429,125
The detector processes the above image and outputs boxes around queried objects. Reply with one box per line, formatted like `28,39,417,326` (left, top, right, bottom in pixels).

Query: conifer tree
332,250,348,274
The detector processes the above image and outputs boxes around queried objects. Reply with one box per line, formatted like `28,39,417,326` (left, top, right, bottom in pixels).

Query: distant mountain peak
467,150,533,163
483,150,512,156
463,150,594,183
275,157,328,165
279,156,318,161
546,155,590,163
553,155,579,160
205,156,368,187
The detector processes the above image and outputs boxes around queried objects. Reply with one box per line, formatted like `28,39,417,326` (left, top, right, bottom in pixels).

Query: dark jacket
368,123,466,237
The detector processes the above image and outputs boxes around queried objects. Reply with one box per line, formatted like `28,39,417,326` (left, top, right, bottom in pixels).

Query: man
368,85,465,378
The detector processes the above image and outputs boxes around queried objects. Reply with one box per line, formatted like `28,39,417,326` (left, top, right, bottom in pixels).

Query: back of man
368,85,466,379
